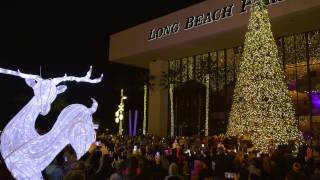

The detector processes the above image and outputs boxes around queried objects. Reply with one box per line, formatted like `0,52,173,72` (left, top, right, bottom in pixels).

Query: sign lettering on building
148,0,285,41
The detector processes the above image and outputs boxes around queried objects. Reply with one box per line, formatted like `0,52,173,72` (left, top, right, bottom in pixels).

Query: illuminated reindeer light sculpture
0,66,103,180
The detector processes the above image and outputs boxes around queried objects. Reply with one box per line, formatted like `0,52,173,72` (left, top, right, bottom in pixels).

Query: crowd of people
1,131,320,180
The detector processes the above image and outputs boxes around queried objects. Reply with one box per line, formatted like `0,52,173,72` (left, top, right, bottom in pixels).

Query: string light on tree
205,74,209,136
170,84,174,136
226,0,303,153
143,85,147,135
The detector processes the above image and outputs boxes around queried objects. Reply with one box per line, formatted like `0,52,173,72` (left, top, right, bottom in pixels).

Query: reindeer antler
0,67,42,80
52,66,103,85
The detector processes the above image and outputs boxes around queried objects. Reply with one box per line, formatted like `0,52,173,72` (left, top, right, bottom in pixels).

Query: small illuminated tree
115,89,127,135
226,0,303,153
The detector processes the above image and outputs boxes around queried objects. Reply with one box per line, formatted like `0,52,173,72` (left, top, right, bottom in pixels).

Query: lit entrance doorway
174,80,206,136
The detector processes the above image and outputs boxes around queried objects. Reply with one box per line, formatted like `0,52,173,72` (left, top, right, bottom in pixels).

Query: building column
148,60,168,137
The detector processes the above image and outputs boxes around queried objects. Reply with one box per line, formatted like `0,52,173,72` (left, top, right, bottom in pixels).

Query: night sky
1,1,204,132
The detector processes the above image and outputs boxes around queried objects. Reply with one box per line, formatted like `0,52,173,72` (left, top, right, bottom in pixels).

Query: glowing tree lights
0,66,103,180
226,0,302,153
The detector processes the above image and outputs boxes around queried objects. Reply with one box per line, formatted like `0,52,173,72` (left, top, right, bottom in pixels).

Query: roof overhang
109,0,320,69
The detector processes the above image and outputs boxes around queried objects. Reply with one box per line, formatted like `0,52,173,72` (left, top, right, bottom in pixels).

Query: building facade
109,0,320,136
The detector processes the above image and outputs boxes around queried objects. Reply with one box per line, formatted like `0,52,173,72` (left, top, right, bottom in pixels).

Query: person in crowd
261,154,275,179
248,156,262,180
285,162,307,180
198,169,214,180
86,143,112,180
165,163,185,180
45,152,65,180
63,170,85,180
3,130,320,180
63,146,78,173
150,152,168,180
191,160,207,180
310,160,320,180
124,156,140,180
213,145,229,180
109,172,124,180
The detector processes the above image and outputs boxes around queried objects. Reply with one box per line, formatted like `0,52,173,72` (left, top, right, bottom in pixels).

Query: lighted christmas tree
226,0,303,153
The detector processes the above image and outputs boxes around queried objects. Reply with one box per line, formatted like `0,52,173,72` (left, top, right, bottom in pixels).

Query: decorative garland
205,74,209,136
170,84,174,136
143,85,147,135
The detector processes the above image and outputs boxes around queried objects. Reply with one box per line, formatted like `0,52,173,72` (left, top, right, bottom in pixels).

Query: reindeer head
26,79,67,115
0,66,103,115
69,116,97,159
64,99,99,159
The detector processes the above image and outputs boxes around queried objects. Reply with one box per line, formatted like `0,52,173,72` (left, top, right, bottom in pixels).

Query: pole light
115,89,127,135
